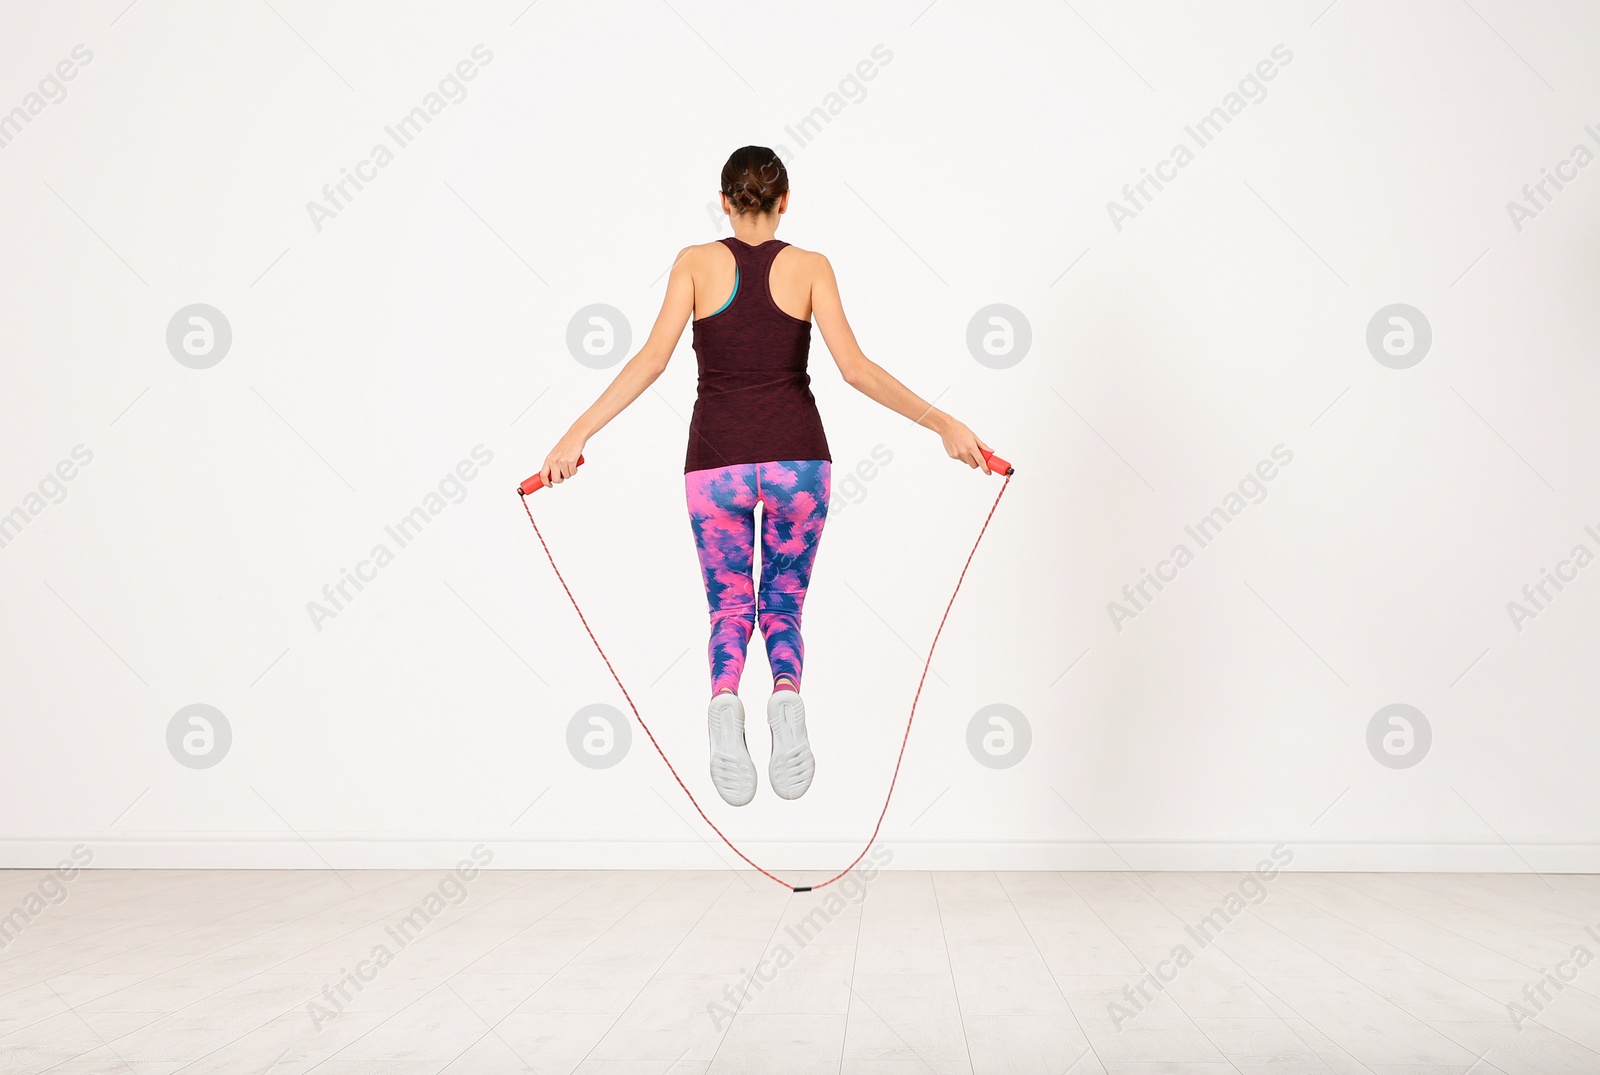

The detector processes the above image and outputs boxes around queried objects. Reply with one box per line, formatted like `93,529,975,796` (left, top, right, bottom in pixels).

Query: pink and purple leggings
685,459,830,696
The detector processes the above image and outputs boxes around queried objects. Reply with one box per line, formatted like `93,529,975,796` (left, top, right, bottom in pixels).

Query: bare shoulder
778,242,826,264
776,244,834,281
673,241,728,268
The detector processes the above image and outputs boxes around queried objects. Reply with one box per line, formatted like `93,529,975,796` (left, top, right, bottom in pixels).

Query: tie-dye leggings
685,459,831,696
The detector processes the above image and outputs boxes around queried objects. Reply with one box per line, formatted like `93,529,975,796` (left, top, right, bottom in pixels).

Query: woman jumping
539,145,993,807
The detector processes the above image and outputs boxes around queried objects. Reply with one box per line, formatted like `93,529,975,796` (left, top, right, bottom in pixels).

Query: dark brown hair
720,146,789,216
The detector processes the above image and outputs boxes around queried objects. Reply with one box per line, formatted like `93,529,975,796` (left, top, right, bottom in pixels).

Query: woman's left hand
540,432,587,487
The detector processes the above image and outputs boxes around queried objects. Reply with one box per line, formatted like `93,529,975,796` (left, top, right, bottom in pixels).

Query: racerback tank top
685,237,831,473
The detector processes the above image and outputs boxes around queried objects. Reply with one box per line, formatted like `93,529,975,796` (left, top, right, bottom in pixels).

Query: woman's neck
729,214,779,245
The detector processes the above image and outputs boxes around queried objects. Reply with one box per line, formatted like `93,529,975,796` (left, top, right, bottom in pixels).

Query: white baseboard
2,835,1597,873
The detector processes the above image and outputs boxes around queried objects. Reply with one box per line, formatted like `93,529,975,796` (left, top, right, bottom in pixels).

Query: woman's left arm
540,247,697,485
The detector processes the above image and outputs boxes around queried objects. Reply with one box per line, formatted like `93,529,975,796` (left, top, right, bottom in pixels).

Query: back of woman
685,232,828,473
538,145,993,807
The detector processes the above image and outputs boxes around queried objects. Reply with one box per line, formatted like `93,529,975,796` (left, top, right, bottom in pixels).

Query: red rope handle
519,473,1011,890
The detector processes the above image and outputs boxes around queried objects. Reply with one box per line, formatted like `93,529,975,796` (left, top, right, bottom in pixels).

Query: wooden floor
1,869,1597,1073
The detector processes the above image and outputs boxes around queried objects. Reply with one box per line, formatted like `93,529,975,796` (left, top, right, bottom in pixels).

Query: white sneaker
707,694,757,807
766,689,815,800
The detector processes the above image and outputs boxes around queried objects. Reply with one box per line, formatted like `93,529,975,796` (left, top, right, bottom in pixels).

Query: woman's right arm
810,252,992,472
540,247,698,486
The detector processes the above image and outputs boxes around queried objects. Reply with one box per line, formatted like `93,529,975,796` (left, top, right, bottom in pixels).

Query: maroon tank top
685,237,831,473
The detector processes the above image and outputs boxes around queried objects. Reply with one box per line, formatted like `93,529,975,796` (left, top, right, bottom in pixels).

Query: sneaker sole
708,695,757,807
767,690,815,800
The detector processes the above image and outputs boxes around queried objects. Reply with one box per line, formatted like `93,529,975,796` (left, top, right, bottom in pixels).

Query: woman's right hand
938,417,992,474
541,432,586,487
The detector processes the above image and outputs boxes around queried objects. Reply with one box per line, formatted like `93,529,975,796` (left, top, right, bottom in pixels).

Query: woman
540,146,992,807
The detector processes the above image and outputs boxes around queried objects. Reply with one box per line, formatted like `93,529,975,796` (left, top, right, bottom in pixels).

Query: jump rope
517,448,1013,891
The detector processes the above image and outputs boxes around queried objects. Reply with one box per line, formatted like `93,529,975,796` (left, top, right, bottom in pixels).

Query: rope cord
519,472,1011,891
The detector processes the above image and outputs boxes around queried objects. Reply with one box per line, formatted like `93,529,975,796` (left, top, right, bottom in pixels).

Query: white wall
3,0,1598,873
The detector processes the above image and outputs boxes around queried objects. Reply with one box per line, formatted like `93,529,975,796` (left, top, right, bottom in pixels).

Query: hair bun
720,146,789,217
724,185,763,213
